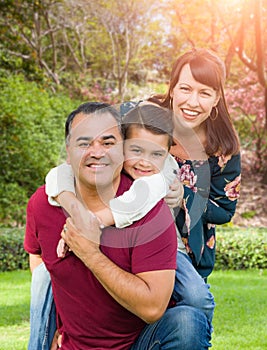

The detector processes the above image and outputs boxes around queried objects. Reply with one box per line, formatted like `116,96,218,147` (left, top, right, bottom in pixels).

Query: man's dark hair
65,102,122,142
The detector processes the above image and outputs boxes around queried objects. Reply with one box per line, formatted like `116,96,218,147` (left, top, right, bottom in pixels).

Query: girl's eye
130,148,141,154
152,152,164,158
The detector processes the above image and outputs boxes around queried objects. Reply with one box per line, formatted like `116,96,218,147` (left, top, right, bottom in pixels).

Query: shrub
0,74,81,226
215,227,267,270
0,228,28,271
0,226,266,272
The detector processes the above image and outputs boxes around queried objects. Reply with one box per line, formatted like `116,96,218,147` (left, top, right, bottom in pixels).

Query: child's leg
28,262,56,350
172,251,215,325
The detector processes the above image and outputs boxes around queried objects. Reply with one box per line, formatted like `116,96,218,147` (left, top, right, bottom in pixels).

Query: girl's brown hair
122,104,173,150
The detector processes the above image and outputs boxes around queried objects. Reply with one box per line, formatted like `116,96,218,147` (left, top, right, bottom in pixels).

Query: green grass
209,269,267,350
0,270,31,349
0,269,266,349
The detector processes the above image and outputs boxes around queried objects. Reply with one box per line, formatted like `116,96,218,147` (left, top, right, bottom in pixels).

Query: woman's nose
187,91,199,107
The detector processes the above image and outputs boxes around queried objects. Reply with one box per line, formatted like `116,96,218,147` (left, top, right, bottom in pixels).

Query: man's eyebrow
102,135,117,141
75,135,117,142
76,136,93,142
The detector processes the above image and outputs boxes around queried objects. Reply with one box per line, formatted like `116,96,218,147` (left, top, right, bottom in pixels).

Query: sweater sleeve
45,163,75,206
110,154,178,228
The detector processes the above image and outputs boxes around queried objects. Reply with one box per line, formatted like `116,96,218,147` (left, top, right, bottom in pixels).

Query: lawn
0,269,266,349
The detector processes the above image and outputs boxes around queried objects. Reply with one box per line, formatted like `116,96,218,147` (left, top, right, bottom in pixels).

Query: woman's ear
214,93,220,107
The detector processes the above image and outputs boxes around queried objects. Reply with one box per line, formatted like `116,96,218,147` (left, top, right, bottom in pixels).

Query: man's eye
78,143,90,148
103,141,115,147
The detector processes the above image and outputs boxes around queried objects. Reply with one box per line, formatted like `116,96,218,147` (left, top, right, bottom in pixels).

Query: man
24,102,211,349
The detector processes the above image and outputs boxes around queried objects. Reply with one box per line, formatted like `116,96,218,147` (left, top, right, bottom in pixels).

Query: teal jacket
174,153,241,278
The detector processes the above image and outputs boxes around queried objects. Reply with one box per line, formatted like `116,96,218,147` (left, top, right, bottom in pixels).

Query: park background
0,0,266,349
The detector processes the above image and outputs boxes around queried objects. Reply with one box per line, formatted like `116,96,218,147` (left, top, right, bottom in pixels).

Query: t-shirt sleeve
24,194,42,255
131,201,177,274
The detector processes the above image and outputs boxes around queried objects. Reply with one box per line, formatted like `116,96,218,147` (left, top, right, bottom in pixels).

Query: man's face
66,112,124,191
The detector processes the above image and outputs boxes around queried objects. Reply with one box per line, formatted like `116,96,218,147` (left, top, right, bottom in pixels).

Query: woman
147,48,241,321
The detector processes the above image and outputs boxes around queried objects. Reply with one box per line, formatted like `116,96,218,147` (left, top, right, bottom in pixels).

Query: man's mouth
86,163,107,168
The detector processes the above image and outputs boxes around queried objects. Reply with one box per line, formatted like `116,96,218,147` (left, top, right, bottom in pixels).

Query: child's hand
164,178,184,208
57,238,70,258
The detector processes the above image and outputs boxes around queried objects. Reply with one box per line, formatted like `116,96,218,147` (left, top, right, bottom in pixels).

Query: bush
0,226,266,272
0,74,81,226
0,228,28,271
215,227,267,270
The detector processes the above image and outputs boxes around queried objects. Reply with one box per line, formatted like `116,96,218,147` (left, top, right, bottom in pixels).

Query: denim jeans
130,305,212,350
28,254,214,349
28,262,56,350
172,251,215,326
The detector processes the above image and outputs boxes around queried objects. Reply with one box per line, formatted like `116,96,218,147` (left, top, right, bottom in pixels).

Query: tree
87,0,162,99
0,0,65,85
222,0,267,182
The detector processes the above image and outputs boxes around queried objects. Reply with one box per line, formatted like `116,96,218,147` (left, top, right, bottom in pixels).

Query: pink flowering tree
225,71,266,176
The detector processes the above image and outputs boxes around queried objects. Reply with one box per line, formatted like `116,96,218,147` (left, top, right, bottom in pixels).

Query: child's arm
109,154,181,228
45,155,182,229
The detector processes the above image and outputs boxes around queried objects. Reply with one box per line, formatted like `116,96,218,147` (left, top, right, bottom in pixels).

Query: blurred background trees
0,0,266,226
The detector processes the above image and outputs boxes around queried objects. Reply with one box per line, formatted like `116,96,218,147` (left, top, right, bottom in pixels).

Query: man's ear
66,146,71,164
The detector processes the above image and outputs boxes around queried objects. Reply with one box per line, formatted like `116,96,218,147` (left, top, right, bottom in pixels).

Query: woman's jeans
28,262,56,350
28,253,214,349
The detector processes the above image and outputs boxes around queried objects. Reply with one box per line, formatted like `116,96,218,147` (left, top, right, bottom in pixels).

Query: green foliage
215,227,267,270
0,74,80,226
0,228,28,272
0,226,266,272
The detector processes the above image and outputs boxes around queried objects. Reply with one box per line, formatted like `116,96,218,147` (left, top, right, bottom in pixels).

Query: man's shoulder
28,184,58,213
117,172,133,195
28,184,47,204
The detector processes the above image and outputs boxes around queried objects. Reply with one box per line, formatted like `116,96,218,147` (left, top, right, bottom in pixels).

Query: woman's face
171,64,219,131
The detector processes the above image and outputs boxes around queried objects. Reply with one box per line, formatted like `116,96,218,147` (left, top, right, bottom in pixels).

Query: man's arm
62,204,175,324
29,253,43,273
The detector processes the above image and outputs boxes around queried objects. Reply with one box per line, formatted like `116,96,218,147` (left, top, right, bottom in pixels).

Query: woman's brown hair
148,48,240,157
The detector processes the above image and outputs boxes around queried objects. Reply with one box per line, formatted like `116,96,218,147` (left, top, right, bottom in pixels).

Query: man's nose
87,144,106,158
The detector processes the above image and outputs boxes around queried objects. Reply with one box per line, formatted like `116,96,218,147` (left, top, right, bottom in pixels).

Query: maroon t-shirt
24,173,177,350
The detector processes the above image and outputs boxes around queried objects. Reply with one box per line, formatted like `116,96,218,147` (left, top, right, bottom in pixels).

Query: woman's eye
180,86,190,92
201,91,213,97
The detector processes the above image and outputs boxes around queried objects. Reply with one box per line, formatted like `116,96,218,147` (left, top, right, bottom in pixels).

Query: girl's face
171,64,219,131
123,127,169,180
